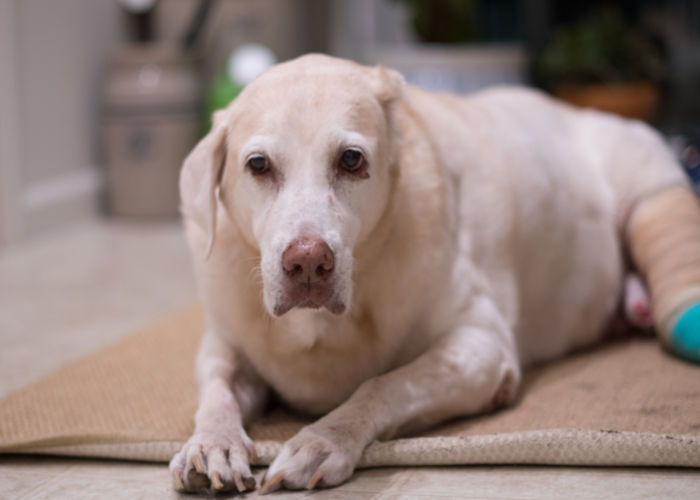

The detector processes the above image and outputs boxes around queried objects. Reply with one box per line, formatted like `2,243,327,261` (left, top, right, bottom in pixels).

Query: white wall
0,0,122,246
0,0,22,246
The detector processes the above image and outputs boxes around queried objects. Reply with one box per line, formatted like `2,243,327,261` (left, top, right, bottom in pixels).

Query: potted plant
397,0,482,43
532,7,667,122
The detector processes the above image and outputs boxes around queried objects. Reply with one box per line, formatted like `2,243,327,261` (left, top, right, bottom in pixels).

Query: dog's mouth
273,280,346,316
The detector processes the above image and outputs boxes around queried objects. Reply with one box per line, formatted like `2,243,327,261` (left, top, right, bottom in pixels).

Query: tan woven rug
1,304,699,468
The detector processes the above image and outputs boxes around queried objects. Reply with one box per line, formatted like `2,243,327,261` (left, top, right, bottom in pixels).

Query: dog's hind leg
583,113,700,363
627,185,700,363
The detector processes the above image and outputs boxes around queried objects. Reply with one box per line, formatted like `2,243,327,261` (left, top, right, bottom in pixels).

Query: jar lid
110,43,197,67
104,43,201,112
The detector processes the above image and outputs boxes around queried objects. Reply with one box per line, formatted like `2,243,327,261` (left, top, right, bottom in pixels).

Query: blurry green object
205,71,242,130
532,7,666,88
205,44,276,130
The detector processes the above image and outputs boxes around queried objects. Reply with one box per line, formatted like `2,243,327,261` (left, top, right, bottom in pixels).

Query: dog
170,54,690,493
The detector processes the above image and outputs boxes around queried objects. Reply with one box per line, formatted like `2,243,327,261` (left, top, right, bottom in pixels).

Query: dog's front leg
261,297,521,492
170,331,267,493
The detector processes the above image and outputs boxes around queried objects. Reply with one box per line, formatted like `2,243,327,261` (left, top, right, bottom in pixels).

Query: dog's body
171,55,687,493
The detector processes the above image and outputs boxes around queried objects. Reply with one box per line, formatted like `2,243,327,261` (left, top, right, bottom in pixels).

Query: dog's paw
169,430,256,494
260,425,363,493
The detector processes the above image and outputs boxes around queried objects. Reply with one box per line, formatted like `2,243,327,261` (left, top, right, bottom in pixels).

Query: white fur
170,55,687,493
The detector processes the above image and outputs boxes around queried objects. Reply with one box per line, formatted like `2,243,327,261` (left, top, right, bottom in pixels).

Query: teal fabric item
671,302,700,363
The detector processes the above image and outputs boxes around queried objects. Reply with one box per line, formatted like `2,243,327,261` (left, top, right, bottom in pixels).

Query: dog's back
402,85,687,364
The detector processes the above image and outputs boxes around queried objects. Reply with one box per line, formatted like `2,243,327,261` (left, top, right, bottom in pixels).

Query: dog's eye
246,155,270,175
339,149,364,173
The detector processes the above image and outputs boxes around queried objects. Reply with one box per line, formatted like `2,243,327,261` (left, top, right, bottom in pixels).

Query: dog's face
181,55,404,317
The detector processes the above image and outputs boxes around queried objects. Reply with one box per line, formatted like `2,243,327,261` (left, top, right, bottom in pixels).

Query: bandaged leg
627,185,700,362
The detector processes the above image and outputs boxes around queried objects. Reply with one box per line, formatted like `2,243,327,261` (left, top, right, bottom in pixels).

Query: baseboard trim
19,167,103,241
22,167,102,211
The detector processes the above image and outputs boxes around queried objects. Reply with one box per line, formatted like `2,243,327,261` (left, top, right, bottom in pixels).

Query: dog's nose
282,236,334,283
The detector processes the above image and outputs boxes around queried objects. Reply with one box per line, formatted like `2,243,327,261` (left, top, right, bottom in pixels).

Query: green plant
532,7,666,88
394,0,481,43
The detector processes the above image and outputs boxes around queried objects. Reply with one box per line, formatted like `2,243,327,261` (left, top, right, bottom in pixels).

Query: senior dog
171,54,700,493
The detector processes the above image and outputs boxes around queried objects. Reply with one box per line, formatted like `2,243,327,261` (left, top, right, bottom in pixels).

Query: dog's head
181,55,405,317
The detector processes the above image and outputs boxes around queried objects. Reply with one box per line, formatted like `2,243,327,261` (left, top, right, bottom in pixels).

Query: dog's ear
180,110,228,259
372,65,406,105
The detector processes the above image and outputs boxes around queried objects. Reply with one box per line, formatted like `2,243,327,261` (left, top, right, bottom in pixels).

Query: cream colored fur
170,54,688,493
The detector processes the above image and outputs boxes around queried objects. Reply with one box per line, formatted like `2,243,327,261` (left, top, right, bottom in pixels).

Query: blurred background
2,3,699,495
1,0,700,248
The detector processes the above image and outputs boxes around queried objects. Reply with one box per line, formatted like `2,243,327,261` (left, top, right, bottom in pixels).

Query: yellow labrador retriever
171,54,691,493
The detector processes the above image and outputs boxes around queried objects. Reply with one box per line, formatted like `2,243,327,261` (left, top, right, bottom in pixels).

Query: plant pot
554,82,659,122
371,44,526,94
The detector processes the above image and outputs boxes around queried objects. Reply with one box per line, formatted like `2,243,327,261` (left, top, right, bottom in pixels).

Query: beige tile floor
1,218,698,499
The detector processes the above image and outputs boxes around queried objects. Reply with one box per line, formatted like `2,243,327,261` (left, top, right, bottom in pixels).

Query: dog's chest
242,311,392,414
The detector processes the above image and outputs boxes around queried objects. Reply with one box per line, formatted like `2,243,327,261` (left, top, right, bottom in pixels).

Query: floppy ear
372,66,405,169
179,110,228,259
372,65,406,105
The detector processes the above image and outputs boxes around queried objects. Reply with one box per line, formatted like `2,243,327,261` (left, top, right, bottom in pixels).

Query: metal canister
103,44,201,216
